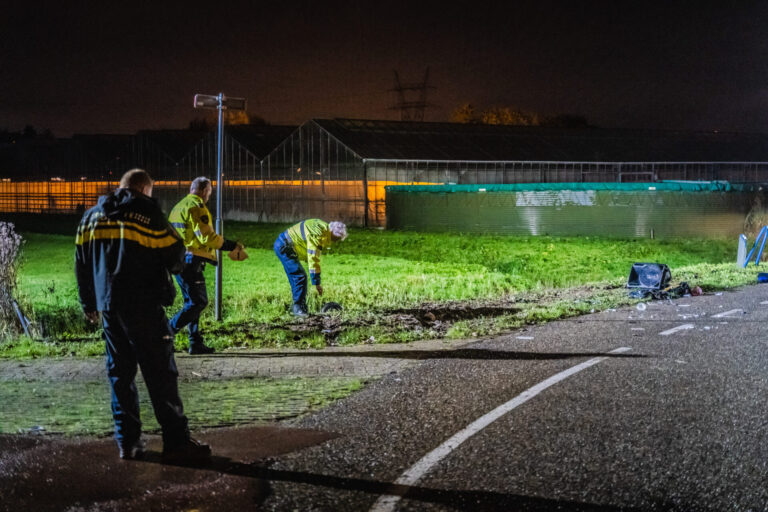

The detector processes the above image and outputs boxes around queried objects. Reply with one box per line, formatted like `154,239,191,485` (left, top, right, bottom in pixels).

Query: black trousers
170,258,209,346
102,304,189,448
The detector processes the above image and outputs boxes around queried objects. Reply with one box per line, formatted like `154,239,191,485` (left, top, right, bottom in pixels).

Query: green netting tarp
385,181,757,194
385,181,763,237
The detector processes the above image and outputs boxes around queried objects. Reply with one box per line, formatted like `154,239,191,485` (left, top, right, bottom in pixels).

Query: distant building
262,119,768,225
2,119,768,226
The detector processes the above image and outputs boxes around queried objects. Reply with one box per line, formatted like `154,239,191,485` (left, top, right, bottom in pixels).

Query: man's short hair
190,177,211,194
120,169,153,192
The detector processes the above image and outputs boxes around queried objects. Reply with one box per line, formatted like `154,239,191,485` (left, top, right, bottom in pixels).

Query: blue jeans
274,232,307,307
170,257,208,346
102,305,189,448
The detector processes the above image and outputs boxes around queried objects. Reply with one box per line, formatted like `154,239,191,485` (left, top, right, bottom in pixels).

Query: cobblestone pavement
0,338,477,382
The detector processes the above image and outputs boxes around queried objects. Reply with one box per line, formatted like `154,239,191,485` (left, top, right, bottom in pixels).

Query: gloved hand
228,242,248,261
221,239,238,252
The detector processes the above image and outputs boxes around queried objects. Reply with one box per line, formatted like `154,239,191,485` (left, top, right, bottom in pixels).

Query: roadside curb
0,338,478,382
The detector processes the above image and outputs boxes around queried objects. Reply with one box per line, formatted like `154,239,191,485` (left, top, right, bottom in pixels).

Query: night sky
2,1,767,137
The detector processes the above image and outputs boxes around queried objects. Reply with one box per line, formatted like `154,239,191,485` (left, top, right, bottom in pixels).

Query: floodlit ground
2,217,762,358
0,377,364,435
2,216,768,511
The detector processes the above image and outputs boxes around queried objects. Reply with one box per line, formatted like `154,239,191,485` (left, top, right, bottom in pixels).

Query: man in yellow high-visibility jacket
273,219,347,316
168,177,242,354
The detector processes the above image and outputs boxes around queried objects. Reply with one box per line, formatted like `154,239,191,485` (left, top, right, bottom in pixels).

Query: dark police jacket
75,188,185,312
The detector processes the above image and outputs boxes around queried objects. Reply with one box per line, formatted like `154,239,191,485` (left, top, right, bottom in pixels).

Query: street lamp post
193,92,247,321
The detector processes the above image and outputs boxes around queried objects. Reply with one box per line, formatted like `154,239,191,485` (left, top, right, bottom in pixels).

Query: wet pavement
260,285,768,511
3,287,768,511
0,426,335,512
0,338,476,511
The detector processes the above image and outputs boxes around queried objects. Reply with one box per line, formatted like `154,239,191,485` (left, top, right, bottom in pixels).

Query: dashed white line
659,324,694,336
369,347,632,512
712,309,743,318
761,301,768,305
516,336,534,340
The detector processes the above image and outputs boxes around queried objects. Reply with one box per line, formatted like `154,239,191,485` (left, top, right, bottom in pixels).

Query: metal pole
362,160,369,227
214,92,224,321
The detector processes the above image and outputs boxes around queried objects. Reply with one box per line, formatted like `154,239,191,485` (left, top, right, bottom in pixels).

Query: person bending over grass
273,219,347,316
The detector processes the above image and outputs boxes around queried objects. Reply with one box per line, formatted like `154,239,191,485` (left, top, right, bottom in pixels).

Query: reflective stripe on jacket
168,194,223,263
75,188,184,312
285,219,333,286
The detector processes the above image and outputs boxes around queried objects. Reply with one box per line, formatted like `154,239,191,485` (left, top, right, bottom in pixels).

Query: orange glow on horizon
0,180,439,214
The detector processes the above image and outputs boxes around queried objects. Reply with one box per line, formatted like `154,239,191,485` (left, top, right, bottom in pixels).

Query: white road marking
369,347,632,512
659,324,694,336
516,336,534,340
631,327,645,331
712,309,743,318
761,301,768,305
678,304,691,308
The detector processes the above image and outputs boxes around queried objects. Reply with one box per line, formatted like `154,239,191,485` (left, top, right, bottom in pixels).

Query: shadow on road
199,348,649,361
150,453,646,511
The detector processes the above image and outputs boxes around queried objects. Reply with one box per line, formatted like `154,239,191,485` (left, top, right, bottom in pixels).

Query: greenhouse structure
0,125,296,216
261,119,768,226
2,119,768,228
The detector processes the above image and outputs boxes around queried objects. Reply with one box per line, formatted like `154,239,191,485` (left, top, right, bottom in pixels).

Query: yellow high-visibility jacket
168,194,223,263
285,219,334,285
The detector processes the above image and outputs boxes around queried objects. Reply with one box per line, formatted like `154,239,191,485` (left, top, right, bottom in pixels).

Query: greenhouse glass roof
226,125,297,159
314,118,768,162
135,129,209,162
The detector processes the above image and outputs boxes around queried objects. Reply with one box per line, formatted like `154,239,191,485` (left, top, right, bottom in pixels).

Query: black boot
189,342,215,355
162,438,211,463
292,303,309,317
118,438,146,460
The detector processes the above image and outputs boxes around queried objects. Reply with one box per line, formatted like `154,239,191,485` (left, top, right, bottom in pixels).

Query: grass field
2,217,762,358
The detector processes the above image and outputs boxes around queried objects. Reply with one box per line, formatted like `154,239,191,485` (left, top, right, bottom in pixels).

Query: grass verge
1,222,763,358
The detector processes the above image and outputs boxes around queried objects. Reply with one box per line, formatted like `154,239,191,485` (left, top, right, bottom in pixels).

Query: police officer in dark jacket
75,169,210,462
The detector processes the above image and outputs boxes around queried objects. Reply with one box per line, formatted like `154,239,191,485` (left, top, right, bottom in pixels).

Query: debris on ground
629,281,701,301
320,302,343,313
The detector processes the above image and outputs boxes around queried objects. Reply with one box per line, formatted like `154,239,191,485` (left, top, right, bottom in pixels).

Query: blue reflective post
744,225,768,268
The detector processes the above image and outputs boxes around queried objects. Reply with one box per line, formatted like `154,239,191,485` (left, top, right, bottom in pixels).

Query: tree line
451,104,589,128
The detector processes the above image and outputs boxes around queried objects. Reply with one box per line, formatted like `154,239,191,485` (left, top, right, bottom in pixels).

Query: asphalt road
261,285,768,511
2,285,767,511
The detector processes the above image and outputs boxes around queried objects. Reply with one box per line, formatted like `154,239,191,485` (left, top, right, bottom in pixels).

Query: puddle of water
0,377,365,435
